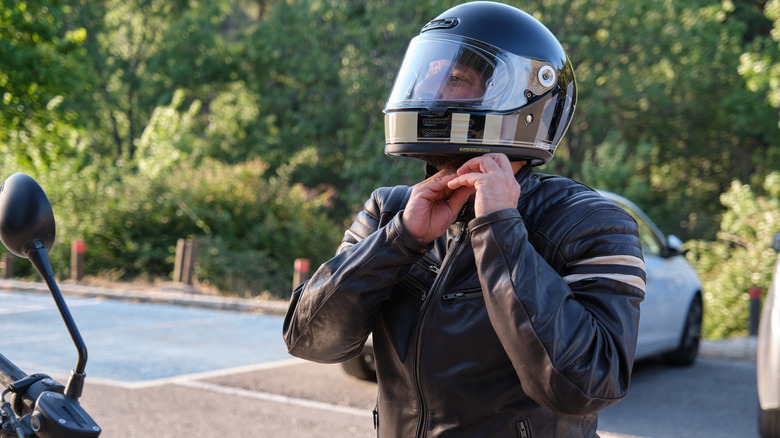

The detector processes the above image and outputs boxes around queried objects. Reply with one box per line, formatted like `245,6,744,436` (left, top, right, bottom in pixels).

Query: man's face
423,154,472,172
414,60,488,101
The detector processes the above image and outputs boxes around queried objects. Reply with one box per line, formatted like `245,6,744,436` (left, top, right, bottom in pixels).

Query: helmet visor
385,34,552,113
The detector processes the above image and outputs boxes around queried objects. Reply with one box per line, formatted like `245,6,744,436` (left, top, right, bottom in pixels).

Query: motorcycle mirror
0,173,56,258
0,173,88,401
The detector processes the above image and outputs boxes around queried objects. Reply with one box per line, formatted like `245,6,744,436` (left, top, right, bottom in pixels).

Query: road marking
598,434,651,438
175,380,371,417
171,380,651,435
85,358,306,389
83,358,372,417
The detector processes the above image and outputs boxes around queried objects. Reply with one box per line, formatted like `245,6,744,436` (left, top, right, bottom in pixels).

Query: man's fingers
488,153,514,172
403,170,476,244
446,172,481,190
456,153,512,176
446,185,475,207
412,171,455,195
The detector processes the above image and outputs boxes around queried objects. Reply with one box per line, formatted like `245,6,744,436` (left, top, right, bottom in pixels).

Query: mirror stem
27,242,88,401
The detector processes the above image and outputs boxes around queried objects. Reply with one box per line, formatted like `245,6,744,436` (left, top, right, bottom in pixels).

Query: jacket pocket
515,418,532,438
398,275,428,300
399,257,439,300
442,287,483,301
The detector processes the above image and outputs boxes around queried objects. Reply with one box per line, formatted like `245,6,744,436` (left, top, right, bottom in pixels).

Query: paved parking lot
0,289,289,383
0,280,763,437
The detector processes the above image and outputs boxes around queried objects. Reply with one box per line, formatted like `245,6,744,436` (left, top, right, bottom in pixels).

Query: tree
0,0,92,167
66,0,243,162
536,0,778,240
739,0,780,168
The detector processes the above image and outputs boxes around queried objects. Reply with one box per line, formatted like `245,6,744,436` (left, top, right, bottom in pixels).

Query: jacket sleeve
469,205,645,416
282,186,427,363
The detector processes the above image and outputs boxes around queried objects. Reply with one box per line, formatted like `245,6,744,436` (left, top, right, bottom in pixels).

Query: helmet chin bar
384,106,558,166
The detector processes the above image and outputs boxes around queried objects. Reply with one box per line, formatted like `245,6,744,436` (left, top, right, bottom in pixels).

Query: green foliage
0,0,92,155
686,172,780,339
578,134,654,200
195,234,288,298
739,0,780,169
78,157,341,296
540,0,779,240
2,0,780,316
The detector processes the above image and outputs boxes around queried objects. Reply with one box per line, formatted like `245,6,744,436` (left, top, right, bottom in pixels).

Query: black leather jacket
283,168,645,437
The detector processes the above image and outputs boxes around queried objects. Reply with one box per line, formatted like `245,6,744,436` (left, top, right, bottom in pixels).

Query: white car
601,191,703,365
342,190,704,380
758,232,780,438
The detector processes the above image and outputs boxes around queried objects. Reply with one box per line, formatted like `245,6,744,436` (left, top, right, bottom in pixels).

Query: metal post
749,286,762,336
174,239,197,285
182,240,198,286
0,254,12,279
173,239,186,283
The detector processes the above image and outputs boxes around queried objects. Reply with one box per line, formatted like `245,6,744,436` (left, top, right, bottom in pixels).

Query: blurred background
0,0,778,340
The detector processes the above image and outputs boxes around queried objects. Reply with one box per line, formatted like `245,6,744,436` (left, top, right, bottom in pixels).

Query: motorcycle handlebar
0,352,65,419
0,352,104,438
0,352,27,388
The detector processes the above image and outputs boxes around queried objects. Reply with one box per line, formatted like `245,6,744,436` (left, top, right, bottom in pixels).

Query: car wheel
662,295,703,366
341,353,377,382
760,407,780,438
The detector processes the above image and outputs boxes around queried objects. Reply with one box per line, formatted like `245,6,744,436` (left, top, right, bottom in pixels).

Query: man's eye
448,75,467,85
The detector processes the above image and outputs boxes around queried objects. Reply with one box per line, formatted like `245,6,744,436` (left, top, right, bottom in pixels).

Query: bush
686,172,780,339
33,156,341,298
194,235,289,298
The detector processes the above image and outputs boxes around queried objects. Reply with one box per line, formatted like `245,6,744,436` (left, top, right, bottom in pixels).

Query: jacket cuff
392,210,434,254
468,208,522,232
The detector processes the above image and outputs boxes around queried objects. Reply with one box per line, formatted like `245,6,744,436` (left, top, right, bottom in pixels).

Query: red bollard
293,258,310,291
71,240,85,282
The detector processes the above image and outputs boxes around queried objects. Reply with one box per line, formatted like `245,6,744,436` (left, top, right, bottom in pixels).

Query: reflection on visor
385,35,551,113
413,52,494,101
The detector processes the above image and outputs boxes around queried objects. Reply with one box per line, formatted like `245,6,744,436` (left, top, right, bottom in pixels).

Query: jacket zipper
413,223,469,438
442,290,482,300
402,257,438,301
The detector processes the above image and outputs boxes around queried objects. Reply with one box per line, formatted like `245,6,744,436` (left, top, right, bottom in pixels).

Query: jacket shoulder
364,185,413,224
521,174,642,264
521,174,611,219
340,185,412,251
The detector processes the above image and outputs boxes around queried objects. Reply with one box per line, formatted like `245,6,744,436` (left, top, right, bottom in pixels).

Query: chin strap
424,162,438,178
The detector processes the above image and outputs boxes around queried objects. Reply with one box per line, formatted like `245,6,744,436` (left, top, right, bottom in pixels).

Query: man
283,2,645,437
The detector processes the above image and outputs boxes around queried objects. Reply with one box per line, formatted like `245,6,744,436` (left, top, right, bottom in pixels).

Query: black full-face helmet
384,1,576,166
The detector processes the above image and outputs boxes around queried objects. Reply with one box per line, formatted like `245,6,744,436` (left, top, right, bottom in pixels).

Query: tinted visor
385,34,550,113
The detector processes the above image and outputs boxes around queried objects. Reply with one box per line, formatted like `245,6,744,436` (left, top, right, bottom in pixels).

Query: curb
0,278,289,317
699,335,757,362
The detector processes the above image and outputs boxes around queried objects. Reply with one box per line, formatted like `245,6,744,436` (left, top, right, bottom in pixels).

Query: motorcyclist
283,2,646,436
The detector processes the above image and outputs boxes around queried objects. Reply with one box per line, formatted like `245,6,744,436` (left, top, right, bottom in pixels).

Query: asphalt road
0,288,761,437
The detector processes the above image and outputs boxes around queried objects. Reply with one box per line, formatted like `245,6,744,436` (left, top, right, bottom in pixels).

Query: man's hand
447,153,522,217
402,169,473,244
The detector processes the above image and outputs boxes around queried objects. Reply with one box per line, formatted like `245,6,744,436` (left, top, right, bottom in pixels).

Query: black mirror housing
0,173,56,258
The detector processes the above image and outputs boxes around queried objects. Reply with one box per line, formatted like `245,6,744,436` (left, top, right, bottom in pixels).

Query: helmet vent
420,115,451,138
421,17,459,32
419,114,482,140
